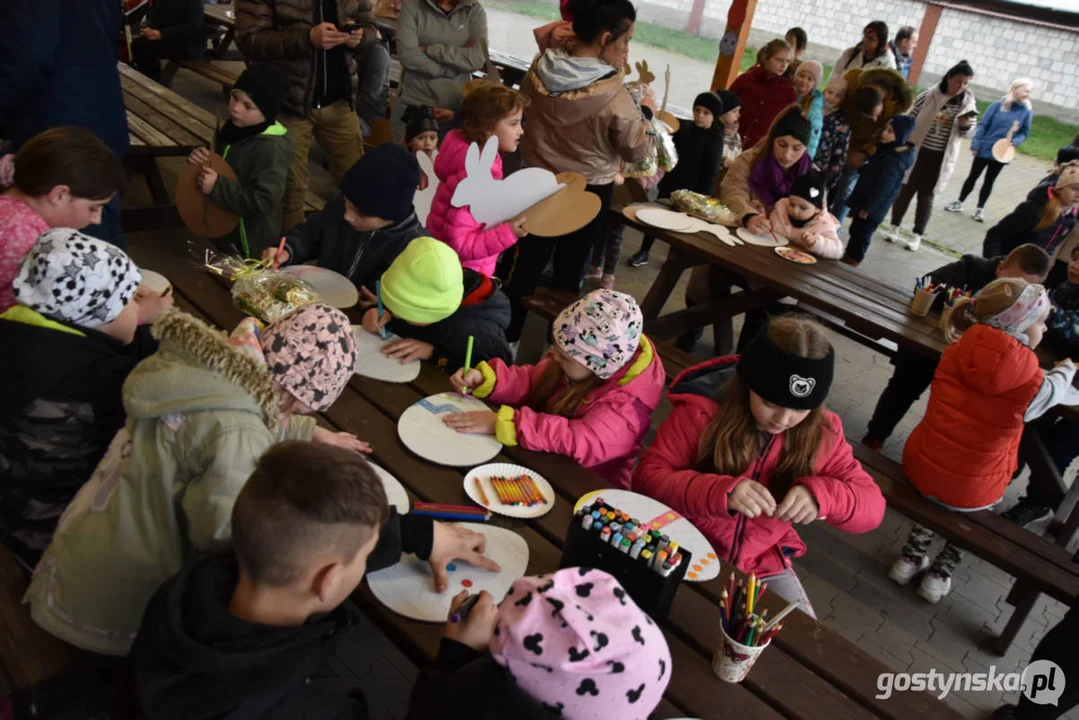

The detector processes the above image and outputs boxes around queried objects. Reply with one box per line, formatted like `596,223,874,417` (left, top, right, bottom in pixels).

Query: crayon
474,477,490,507
414,502,489,514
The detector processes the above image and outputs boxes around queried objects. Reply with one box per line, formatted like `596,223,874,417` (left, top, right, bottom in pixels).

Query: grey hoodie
535,48,615,93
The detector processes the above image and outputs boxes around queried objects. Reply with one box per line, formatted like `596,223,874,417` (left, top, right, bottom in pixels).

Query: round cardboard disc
622,203,665,224
398,392,502,467
636,207,697,232
992,138,1016,163
176,152,240,238
735,226,788,247
138,269,171,294
521,172,601,237
656,110,680,133
279,265,359,308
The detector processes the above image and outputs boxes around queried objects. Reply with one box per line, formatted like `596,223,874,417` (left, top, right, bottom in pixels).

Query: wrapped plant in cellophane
670,190,737,225
204,249,319,323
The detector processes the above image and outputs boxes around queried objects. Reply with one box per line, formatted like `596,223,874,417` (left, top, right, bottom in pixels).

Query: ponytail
943,277,1030,343
1033,187,1064,232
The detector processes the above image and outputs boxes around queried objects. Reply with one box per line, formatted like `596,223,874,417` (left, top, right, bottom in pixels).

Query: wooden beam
711,0,757,90
685,0,707,36
909,2,942,86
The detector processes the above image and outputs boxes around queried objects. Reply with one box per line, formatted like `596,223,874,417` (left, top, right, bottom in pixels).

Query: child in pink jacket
427,84,529,279
768,170,842,259
633,317,884,617
446,289,665,488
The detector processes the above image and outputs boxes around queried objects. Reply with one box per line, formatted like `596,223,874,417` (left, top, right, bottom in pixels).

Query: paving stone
859,637,914,672
954,569,1015,615
862,620,923,665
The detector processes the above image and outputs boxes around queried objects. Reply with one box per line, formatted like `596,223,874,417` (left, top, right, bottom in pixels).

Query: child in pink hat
408,567,671,719
444,289,666,488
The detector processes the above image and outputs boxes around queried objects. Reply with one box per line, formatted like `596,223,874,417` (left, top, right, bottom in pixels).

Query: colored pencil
474,477,490,506
273,236,287,270
160,284,173,298
462,335,475,394
763,599,801,634
411,509,491,521
375,280,388,340
413,502,489,514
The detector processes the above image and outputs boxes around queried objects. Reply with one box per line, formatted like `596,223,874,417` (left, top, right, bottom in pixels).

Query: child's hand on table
443,410,497,435
775,485,821,524
729,479,776,518
188,147,210,165
429,522,501,593
261,245,290,265
444,590,498,651
450,368,484,394
745,213,772,236
312,426,372,454
362,306,392,335
800,231,821,248
134,285,175,325
196,165,218,195
381,337,433,362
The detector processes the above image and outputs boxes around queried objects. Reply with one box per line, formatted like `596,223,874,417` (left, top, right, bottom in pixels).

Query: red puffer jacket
903,325,1043,510
632,356,886,577
729,65,797,150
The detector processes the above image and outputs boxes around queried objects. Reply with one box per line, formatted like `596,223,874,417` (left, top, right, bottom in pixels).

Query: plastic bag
204,250,319,323
655,117,678,172
670,190,737,225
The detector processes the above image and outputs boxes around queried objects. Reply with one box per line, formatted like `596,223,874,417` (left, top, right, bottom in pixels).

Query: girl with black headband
634,316,885,616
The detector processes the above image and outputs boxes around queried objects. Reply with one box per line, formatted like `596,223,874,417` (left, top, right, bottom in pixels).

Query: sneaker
889,554,929,586
973,207,985,222
1001,502,1052,528
944,201,963,213
600,273,616,290
881,224,900,243
584,265,602,280
917,570,952,603
905,234,922,252
627,251,650,268
861,436,883,452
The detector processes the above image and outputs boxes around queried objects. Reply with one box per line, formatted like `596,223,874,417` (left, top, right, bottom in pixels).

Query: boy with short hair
360,236,513,370
266,143,426,293
124,441,498,718
862,243,1053,450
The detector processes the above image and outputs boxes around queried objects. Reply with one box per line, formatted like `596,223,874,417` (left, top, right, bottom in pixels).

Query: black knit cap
716,89,741,113
232,64,289,121
405,106,440,143
737,328,835,410
693,91,724,118
789,169,827,209
771,108,812,146
339,143,420,223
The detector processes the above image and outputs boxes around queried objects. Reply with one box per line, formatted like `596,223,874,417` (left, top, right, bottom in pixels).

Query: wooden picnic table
202,3,239,60
130,234,964,720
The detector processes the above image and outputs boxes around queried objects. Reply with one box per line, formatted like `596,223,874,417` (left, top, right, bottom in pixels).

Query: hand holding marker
375,279,389,340
462,335,474,395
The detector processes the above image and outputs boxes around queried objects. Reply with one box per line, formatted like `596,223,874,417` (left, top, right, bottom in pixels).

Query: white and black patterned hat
13,228,141,328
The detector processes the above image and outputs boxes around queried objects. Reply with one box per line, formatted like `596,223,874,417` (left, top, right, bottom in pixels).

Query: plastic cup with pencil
712,573,792,682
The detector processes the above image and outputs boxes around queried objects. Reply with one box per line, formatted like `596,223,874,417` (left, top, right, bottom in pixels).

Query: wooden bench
161,59,239,94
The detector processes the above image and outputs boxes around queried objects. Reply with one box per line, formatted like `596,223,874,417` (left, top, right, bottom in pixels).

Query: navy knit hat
405,106,439,143
339,143,420,223
887,115,916,145
232,64,288,121
693,92,723,118
716,89,741,113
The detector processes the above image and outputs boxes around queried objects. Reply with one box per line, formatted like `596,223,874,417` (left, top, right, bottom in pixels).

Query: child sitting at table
0,230,173,567
633,316,886,617
361,236,513,369
266,143,426,294
188,64,292,259
445,289,664,489
841,115,916,266
862,243,1051,451
427,83,529,279
26,304,369,656
894,278,1079,603
0,127,125,312
407,567,671,719
768,169,842,259
123,441,499,718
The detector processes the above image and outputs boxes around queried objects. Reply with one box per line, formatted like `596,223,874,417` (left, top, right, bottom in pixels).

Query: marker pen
612,532,623,548
620,538,631,554
600,526,611,543
581,513,594,530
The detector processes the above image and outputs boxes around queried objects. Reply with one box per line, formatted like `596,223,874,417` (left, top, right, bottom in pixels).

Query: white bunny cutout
450,135,565,227
413,150,439,227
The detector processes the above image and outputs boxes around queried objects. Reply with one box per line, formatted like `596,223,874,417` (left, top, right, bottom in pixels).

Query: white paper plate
464,463,554,518
351,326,421,383
574,489,720,582
736,227,788,247
280,265,359,308
367,523,528,622
398,392,502,467
138,269,170,294
370,461,409,512
635,207,697,232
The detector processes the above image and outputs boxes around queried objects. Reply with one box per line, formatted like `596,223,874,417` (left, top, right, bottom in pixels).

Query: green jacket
210,122,293,258
25,310,315,656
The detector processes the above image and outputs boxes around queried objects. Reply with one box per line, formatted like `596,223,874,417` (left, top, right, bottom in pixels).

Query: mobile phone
339,23,365,33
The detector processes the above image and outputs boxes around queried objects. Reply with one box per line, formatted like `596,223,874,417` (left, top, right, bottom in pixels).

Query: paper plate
622,203,665,224
370,461,409,512
464,463,555,519
635,207,697,232
351,326,421,383
398,392,502,467
367,523,528,622
138,269,171,294
992,138,1016,164
522,172,601,237
279,265,359,308
735,227,789,247
175,152,240,238
775,246,817,264
573,489,720,582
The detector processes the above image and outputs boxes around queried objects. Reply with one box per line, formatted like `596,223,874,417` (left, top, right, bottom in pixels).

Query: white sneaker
889,554,929,586
881,224,900,243
944,201,963,213
905,234,922,252
973,208,985,222
917,571,952,604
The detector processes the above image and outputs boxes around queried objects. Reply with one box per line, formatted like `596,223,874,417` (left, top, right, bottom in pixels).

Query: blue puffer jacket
804,89,824,159
971,100,1032,162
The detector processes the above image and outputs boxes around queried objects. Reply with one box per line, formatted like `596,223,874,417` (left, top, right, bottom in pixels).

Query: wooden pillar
711,0,757,91
685,0,707,36
908,2,942,86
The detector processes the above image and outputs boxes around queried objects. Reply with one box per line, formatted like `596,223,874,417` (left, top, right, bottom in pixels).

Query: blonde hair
943,277,1031,342
528,361,605,417
760,38,792,66
696,316,832,499
1002,78,1033,111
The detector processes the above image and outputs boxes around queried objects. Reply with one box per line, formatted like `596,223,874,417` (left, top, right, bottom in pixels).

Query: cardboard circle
370,462,410,512
138,269,170,294
464,463,555,519
520,172,600,237
279,266,359,308
735,227,788,247
176,152,240,238
992,139,1016,163
398,392,502,467
351,326,422,383
622,203,665,224
656,110,680,133
636,207,697,232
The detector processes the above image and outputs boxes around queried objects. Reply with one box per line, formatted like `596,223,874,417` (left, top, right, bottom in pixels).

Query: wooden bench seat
161,60,239,93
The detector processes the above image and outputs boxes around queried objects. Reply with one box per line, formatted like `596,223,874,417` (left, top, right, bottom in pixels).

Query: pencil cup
712,624,770,683
909,288,936,316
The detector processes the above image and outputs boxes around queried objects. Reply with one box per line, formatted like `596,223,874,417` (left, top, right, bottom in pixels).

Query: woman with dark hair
884,60,977,251
889,26,918,80
504,0,653,341
830,21,896,79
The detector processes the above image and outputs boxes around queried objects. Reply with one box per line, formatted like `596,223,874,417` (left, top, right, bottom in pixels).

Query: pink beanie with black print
490,568,670,719
554,289,644,380
260,304,357,411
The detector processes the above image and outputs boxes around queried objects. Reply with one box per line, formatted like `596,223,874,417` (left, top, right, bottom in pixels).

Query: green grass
488,0,1075,161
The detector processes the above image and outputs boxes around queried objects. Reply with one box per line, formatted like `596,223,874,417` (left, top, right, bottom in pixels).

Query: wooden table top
120,62,216,156
130,233,962,720
203,3,235,27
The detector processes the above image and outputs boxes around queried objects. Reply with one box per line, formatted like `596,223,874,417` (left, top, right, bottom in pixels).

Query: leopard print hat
260,304,357,412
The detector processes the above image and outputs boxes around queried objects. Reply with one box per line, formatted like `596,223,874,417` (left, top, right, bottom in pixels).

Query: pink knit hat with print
553,290,643,380
260,304,357,411
490,568,670,718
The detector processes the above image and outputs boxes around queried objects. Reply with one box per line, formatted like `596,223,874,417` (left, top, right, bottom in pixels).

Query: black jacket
284,194,427,294
927,254,1002,312
0,311,157,566
983,184,1079,258
388,269,513,372
147,0,206,59
847,143,916,224
657,124,723,199
122,510,434,720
